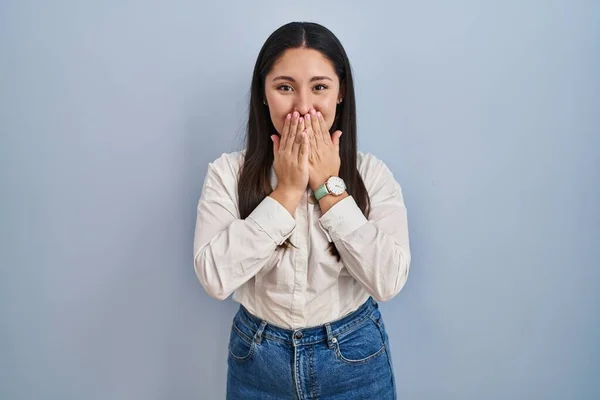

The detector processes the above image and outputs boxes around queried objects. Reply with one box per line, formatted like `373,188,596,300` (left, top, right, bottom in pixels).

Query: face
264,47,343,135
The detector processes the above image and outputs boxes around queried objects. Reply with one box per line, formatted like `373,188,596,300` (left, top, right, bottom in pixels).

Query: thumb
331,130,343,147
271,135,280,153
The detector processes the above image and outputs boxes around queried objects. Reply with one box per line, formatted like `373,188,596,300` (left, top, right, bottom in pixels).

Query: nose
293,89,311,116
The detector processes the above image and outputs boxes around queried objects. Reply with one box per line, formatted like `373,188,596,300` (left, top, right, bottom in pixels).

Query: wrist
313,175,346,201
270,186,304,216
310,174,336,192
318,191,349,214
272,185,304,200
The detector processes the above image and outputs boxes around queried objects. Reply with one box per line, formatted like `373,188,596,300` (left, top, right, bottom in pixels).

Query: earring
337,98,343,104
263,99,268,106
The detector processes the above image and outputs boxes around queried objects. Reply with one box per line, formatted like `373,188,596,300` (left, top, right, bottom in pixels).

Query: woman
193,21,410,399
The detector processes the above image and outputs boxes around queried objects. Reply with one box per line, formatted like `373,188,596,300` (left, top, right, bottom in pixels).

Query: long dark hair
238,22,370,260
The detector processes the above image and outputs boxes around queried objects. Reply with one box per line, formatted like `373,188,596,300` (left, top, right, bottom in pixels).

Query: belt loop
254,320,268,344
324,323,335,349
371,297,378,308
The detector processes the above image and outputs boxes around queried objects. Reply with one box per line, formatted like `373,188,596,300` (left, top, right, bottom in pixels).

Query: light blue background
1,1,598,399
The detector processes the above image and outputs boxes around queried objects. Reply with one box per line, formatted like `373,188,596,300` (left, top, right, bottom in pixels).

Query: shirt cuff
318,196,368,242
247,196,296,245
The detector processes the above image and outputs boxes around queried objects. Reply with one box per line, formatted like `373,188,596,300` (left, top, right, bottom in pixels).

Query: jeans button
294,331,303,339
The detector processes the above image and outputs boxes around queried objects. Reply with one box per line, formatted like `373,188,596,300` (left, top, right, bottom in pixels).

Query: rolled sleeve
248,196,297,245
318,196,368,242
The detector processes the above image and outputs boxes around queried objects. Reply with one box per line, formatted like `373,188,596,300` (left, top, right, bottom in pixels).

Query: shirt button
294,331,303,339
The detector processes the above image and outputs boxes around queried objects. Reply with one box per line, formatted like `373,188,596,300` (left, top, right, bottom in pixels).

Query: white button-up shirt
193,150,411,329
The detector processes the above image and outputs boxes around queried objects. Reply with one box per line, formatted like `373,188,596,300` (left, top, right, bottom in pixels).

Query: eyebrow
272,75,333,83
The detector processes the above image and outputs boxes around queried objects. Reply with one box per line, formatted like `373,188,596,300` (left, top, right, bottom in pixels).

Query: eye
313,84,328,91
277,84,293,92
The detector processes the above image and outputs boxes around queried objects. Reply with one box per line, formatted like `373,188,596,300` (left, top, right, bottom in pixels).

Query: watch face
326,176,346,195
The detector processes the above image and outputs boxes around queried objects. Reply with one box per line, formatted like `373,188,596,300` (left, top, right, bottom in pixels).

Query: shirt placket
290,188,310,328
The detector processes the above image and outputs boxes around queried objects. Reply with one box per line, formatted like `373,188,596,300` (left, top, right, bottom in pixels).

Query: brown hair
237,22,370,260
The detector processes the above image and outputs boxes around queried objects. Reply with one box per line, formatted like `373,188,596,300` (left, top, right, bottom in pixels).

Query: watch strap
314,183,329,201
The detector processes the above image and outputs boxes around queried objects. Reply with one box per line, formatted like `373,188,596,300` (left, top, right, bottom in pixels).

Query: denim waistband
234,296,379,347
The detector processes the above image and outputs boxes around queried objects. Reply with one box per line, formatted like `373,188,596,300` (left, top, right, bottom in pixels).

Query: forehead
268,48,337,80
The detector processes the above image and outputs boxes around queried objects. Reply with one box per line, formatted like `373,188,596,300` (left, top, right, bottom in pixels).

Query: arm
318,155,411,302
193,155,296,300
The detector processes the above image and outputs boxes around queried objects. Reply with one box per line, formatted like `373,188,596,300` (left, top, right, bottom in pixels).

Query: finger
316,111,331,144
298,130,310,165
297,114,305,134
309,109,320,136
287,112,300,152
331,130,343,148
307,115,318,155
306,110,317,143
304,113,318,148
304,113,314,137
279,113,291,151
311,110,325,149
308,124,318,157
292,116,305,153
271,134,280,154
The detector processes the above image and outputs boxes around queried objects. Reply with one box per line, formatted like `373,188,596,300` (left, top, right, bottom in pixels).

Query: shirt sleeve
193,154,296,300
318,154,411,302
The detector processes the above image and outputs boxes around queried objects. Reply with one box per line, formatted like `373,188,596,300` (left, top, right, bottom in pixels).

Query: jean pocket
333,313,387,365
228,323,256,362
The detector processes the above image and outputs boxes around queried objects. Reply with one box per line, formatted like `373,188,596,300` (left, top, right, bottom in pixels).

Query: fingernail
293,111,299,118
286,113,291,120
317,112,322,118
306,114,310,120
310,109,316,115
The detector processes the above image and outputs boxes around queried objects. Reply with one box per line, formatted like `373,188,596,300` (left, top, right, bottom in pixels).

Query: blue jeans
226,297,397,399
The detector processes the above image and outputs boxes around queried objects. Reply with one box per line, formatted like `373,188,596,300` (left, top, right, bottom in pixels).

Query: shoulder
357,151,384,173
356,151,401,193
208,150,246,178
357,151,394,180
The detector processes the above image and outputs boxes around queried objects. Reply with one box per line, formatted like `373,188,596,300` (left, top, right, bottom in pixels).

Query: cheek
317,104,338,132
268,107,290,135
324,112,336,131
266,97,292,134
269,110,284,134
